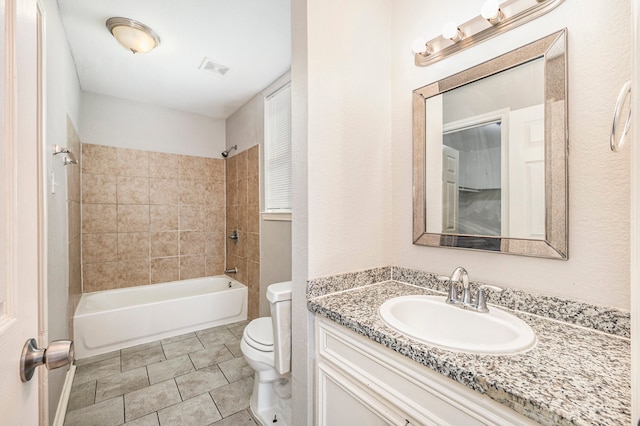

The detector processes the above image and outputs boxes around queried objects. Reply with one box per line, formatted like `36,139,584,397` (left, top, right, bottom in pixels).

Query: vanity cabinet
315,317,538,426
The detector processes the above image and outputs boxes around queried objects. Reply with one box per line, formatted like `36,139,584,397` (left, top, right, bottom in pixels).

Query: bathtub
73,276,247,359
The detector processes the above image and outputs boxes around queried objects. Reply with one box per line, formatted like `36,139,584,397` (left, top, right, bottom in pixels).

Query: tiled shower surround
81,144,226,292
67,117,82,332
225,146,260,319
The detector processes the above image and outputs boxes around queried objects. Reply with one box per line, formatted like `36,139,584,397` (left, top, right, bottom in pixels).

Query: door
442,145,459,233
0,0,44,424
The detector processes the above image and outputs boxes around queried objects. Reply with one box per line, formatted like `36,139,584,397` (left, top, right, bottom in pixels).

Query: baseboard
52,364,76,426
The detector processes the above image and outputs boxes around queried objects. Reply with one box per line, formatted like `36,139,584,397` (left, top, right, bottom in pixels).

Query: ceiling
58,0,291,119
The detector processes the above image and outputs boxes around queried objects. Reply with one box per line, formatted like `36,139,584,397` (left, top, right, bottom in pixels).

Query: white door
632,1,640,423
0,0,44,424
508,104,545,239
442,145,459,233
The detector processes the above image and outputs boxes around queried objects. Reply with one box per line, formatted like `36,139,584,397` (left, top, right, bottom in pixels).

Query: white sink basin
379,295,536,354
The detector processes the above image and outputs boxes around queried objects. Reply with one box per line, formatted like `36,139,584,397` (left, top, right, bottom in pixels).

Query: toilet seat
243,317,274,352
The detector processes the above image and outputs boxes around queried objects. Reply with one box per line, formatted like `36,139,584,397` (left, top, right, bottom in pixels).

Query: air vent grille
199,57,230,76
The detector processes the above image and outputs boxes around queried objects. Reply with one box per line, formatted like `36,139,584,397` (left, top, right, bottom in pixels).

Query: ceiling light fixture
106,17,160,54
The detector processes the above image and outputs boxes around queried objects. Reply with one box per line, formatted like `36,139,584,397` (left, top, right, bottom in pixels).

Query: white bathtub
73,276,247,359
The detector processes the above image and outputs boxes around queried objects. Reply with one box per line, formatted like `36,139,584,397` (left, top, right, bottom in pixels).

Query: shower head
221,145,237,158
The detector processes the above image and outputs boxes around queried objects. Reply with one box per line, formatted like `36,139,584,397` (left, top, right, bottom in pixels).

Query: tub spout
225,267,238,274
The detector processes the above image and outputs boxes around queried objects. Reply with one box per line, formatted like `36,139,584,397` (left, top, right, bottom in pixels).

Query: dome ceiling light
106,17,160,54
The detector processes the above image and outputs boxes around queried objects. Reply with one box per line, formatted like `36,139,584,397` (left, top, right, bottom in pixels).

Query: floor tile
67,380,96,411
189,344,234,370
210,409,256,426
195,325,228,337
225,341,243,358
209,377,253,418
121,340,162,356
158,393,222,426
74,356,121,385
96,366,149,402
175,367,229,400
227,324,246,339
161,332,196,345
64,396,124,426
122,346,166,372
74,350,120,367
124,379,182,422
218,357,253,383
147,355,195,385
162,335,204,359
124,412,160,426
197,329,238,348
226,320,250,329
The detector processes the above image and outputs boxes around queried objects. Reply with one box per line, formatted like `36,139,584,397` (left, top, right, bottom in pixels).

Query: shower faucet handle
228,230,239,244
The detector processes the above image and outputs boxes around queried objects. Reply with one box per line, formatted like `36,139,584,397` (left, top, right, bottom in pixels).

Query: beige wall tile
82,173,117,204
205,205,225,231
179,205,205,231
248,261,260,287
149,152,179,179
205,158,225,182
247,145,259,177
236,232,246,258
150,205,178,231
151,231,179,257
149,178,179,205
247,204,260,234
205,231,225,256
248,282,259,320
179,155,207,180
226,155,237,183
205,181,225,206
180,231,205,255
246,233,260,263
247,175,259,205
82,233,118,263
226,179,237,207
83,204,117,233
226,205,237,231
236,257,248,286
83,262,118,293
118,259,150,287
237,178,248,207
118,232,150,261
151,257,179,284
226,236,238,258
237,207,247,233
236,151,248,179
180,255,206,280
69,237,82,295
118,205,149,232
82,144,117,175
205,254,224,276
117,176,150,205
117,148,149,177
69,200,81,241
68,161,81,203
179,180,206,205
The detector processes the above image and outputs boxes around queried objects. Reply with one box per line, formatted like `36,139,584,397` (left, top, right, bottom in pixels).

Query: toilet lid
244,317,274,350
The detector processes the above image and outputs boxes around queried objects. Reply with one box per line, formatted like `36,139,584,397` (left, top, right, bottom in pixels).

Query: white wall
225,72,293,317
43,0,82,421
79,92,226,158
391,0,631,309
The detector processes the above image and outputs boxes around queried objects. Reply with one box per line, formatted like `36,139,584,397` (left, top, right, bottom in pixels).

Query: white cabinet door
0,0,43,424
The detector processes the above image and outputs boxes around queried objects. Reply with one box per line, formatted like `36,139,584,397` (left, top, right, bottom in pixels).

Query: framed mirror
413,29,567,259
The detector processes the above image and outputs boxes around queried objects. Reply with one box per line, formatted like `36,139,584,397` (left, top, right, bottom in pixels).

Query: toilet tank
267,281,292,375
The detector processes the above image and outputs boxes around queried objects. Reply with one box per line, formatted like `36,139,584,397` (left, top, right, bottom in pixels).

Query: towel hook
610,80,631,152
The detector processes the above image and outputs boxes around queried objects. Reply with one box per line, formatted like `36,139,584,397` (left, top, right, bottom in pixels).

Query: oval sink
379,295,536,354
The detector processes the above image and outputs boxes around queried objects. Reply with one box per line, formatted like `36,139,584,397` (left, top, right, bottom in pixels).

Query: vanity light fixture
106,17,160,54
441,22,465,42
412,0,564,66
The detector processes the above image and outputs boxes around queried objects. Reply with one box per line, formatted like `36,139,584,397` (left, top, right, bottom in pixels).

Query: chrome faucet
224,267,238,274
445,267,489,313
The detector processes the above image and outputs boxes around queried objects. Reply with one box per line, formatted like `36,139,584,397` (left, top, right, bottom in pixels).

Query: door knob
20,338,74,382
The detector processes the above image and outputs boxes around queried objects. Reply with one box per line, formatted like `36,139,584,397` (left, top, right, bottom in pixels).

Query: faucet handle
475,288,489,313
445,281,458,304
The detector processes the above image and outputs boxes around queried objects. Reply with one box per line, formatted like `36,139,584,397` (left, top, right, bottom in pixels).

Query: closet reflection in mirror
432,57,545,240
413,30,567,259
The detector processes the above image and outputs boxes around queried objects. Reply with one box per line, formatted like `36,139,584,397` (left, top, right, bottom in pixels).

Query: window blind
264,83,292,212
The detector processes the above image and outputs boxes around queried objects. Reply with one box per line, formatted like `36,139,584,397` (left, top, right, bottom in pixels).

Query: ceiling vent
199,57,230,77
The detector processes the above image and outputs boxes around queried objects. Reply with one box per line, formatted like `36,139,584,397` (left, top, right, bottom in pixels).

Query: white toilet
241,281,292,425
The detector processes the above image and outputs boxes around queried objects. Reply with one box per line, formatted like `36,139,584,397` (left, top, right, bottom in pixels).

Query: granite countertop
308,281,631,426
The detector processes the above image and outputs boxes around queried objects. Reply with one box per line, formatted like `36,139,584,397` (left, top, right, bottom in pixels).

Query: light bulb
411,38,432,56
481,0,505,24
442,22,464,42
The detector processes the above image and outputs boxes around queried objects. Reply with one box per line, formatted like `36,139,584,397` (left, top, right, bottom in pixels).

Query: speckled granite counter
308,280,630,425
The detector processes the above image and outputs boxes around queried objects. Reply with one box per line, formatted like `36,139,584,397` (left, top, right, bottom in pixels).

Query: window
264,82,292,214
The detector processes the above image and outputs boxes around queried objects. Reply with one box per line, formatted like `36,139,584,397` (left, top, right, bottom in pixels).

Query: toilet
241,281,292,425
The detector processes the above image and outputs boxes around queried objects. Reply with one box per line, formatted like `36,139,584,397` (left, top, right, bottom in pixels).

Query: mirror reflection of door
442,111,507,236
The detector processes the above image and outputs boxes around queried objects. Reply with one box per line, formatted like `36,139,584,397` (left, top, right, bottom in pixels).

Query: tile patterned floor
65,320,257,426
